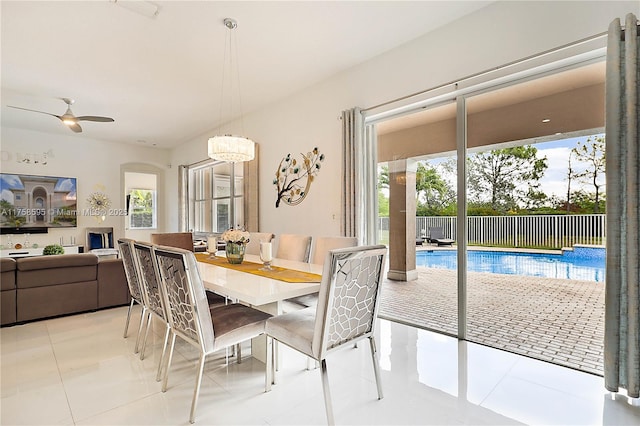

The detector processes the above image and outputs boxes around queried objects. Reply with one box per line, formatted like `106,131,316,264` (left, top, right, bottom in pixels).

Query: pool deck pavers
379,266,604,375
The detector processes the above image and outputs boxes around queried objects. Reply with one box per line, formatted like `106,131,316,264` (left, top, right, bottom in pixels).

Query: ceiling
376,61,606,162
377,61,606,135
0,1,493,149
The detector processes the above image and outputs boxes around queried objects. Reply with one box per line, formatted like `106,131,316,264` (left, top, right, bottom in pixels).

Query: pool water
416,246,605,282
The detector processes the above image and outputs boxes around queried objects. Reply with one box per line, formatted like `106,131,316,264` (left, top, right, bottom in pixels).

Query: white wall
169,1,638,243
1,127,170,249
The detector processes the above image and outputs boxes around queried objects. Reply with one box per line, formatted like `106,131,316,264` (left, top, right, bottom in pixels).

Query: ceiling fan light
63,118,77,126
208,135,255,163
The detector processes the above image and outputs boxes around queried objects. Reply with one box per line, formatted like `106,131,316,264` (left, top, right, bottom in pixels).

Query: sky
530,134,604,198
393,132,606,204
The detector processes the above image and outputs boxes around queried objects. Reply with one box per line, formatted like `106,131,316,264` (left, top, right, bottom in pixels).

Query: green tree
570,190,606,214
415,162,455,215
572,136,605,213
522,188,549,211
467,202,500,216
130,189,154,228
378,164,389,190
467,146,548,213
377,165,389,217
378,191,389,216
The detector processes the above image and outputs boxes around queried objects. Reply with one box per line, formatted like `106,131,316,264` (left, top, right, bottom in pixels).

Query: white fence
378,214,606,249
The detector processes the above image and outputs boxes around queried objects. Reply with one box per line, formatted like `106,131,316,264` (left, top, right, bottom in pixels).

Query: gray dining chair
136,241,230,378
118,238,148,354
131,241,172,379
153,245,272,424
151,235,228,307
265,245,387,425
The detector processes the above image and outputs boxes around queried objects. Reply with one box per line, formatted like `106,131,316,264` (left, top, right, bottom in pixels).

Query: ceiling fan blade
75,116,114,122
7,105,61,119
68,123,83,133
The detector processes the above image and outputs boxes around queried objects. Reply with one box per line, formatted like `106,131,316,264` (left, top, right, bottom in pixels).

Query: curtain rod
362,30,608,113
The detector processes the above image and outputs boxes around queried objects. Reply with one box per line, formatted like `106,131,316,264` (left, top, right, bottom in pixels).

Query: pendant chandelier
208,18,255,163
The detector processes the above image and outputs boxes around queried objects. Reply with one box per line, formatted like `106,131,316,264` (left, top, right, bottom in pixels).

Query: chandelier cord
232,27,246,138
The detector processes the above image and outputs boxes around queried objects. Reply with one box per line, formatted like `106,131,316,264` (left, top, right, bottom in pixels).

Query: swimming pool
416,246,605,282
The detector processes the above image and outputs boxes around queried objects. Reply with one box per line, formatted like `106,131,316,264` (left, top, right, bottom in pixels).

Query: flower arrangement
221,228,250,244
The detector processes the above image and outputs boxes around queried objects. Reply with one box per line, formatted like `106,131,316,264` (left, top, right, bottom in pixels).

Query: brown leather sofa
1,258,17,325
0,253,129,326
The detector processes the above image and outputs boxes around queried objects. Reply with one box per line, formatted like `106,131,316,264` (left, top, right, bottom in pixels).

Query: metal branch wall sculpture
273,147,324,207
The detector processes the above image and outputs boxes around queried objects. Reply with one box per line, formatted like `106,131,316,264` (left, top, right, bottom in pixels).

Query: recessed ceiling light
542,118,551,123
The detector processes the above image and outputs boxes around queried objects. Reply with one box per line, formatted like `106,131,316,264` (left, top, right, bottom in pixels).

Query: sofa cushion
16,254,98,289
17,281,98,322
1,258,17,291
17,253,99,271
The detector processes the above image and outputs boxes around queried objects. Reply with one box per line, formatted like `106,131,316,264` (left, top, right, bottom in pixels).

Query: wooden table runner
195,253,322,283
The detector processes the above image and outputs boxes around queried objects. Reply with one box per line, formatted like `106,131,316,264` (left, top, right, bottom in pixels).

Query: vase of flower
225,241,246,264
221,228,250,265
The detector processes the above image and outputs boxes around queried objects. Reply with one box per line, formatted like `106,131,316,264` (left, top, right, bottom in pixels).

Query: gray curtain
604,13,639,398
178,165,189,232
341,108,358,239
341,108,378,245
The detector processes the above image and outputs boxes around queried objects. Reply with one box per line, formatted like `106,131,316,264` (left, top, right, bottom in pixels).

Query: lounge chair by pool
427,227,455,246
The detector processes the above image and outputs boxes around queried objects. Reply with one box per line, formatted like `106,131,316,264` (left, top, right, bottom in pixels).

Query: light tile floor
1,306,639,425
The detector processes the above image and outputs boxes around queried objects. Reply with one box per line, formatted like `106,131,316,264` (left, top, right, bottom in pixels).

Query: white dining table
197,252,322,362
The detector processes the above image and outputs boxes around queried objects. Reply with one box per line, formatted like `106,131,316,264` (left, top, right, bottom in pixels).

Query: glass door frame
365,40,607,340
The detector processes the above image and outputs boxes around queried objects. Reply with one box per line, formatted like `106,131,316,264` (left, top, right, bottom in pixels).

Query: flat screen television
0,173,77,234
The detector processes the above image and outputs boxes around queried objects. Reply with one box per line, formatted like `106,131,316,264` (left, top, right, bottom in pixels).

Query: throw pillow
89,232,113,250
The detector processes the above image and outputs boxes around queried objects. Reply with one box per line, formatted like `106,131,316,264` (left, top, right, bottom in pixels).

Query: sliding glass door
371,57,606,374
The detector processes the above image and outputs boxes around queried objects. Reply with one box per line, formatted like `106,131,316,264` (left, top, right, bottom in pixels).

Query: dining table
196,251,323,363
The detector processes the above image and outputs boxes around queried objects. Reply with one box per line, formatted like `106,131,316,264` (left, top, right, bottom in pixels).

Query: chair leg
369,336,384,400
306,357,319,370
156,323,171,382
134,307,148,354
189,353,206,424
140,311,153,360
320,359,335,426
123,299,135,338
265,337,273,392
161,332,177,392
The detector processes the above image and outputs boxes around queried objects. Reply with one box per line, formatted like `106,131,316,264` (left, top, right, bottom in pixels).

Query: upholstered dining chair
265,245,387,425
286,236,360,310
275,234,312,263
310,236,358,265
117,238,148,354
150,232,194,252
153,245,272,424
244,232,275,256
151,234,228,307
131,241,171,380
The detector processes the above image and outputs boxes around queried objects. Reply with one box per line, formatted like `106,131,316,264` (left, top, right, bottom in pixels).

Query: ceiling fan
8,98,114,133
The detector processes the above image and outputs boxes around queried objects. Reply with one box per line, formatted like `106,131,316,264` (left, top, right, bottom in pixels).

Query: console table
0,245,81,258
